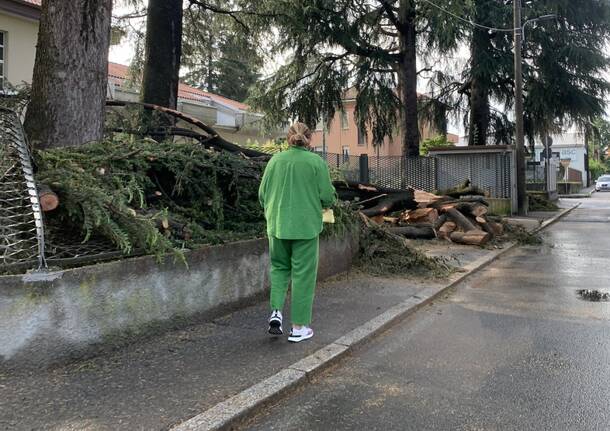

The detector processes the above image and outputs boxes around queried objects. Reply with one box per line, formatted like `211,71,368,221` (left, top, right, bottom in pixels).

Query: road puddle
577,289,610,302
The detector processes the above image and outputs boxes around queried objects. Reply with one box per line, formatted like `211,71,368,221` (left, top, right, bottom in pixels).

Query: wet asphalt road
244,193,610,431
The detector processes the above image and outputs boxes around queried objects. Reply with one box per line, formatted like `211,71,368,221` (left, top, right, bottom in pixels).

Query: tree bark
141,0,183,109
24,0,112,149
398,0,420,157
389,225,437,239
468,0,493,146
449,231,491,246
446,208,479,232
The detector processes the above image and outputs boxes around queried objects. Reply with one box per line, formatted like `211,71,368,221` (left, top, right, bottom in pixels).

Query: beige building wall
0,12,38,85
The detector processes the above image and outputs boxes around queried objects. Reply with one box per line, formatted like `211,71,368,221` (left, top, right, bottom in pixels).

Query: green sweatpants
269,236,319,326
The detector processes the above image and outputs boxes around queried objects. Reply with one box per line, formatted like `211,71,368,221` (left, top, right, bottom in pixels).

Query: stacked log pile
334,180,503,246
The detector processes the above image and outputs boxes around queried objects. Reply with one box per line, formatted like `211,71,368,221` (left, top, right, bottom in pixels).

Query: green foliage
321,200,359,239
587,117,610,180
35,137,267,257
356,220,452,278
243,140,288,154
589,158,609,182
181,1,262,102
34,135,361,260
419,135,454,156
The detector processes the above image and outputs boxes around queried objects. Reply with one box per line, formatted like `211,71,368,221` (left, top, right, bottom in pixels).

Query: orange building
310,89,458,157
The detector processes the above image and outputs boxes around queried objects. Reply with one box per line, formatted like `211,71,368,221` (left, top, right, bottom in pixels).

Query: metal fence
0,108,46,271
0,108,121,275
318,148,514,200
526,159,559,197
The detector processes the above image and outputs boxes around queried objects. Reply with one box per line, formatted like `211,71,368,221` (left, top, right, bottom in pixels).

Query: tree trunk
468,0,492,146
141,0,183,109
398,0,420,157
24,0,112,149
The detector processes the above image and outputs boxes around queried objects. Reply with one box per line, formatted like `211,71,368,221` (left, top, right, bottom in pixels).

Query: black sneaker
268,310,283,335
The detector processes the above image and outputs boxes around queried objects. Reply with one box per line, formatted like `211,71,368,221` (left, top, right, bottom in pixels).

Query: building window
357,128,366,146
314,146,324,153
341,111,349,129
0,32,5,89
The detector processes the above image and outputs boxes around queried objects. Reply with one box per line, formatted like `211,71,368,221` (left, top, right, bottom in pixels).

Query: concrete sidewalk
0,208,573,431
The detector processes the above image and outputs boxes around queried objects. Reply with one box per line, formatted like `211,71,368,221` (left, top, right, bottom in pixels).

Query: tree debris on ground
528,193,559,212
356,213,452,278
28,102,537,276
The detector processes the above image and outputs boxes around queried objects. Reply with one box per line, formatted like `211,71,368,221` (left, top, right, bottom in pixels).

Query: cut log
480,219,495,237
446,208,478,232
402,207,439,224
451,202,488,218
38,184,59,211
438,221,457,235
388,224,436,239
414,189,443,208
433,213,448,230
488,221,504,236
361,191,417,217
371,214,385,224
449,231,491,246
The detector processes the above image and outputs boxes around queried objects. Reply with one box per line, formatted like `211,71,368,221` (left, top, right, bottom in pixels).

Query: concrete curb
170,204,580,431
535,202,581,233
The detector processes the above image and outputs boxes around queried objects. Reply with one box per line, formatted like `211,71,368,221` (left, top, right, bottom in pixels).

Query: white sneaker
287,326,314,343
268,310,283,335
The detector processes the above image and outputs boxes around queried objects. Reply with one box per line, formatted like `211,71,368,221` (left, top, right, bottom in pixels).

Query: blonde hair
287,122,312,147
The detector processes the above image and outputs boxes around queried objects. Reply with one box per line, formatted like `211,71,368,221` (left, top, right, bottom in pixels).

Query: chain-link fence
0,108,45,272
318,149,514,200
316,151,361,182
434,151,513,198
0,108,121,275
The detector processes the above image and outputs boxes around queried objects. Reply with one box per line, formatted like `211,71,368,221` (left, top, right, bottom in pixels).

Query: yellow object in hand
322,209,335,224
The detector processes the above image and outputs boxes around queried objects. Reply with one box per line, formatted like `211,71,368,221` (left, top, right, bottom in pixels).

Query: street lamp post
513,3,556,215
513,0,526,215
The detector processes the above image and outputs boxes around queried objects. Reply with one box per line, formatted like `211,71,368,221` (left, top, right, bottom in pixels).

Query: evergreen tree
456,0,610,146
243,0,467,156
181,3,262,101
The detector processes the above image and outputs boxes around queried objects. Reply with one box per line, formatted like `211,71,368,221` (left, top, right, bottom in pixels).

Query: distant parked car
595,175,610,192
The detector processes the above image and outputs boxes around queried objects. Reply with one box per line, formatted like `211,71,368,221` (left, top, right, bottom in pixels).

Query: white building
533,130,589,186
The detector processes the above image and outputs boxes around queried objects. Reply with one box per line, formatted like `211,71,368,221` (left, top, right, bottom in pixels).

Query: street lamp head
537,14,557,21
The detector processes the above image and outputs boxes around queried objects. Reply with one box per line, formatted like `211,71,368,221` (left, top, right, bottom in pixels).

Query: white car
595,175,610,192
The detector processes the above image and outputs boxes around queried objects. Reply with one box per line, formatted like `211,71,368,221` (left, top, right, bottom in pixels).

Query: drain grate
577,289,610,302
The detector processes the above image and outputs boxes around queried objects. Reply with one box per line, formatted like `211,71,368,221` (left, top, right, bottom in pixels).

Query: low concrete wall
0,233,358,369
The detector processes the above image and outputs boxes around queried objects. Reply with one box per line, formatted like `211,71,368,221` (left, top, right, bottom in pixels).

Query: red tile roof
108,62,249,111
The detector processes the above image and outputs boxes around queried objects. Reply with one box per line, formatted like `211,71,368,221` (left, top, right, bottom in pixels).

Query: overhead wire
419,0,516,33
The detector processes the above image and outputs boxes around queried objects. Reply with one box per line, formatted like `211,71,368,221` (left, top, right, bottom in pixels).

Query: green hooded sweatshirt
258,147,336,240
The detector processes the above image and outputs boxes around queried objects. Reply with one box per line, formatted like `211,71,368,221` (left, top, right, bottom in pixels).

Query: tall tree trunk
398,0,420,157
24,0,112,149
141,0,183,109
468,0,492,146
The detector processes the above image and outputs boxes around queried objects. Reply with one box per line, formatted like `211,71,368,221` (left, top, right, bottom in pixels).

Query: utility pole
514,0,527,215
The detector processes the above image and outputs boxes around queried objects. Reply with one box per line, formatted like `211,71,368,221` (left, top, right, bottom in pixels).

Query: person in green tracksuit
258,122,336,343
